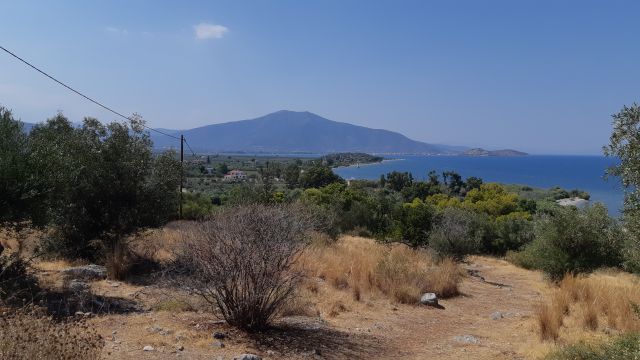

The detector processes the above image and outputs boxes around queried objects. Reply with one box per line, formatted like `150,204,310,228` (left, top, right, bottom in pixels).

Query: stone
213,331,226,340
176,345,184,351
211,341,225,348
454,335,480,344
420,293,438,306
62,264,107,281
143,345,154,351
491,311,504,320
234,355,262,360
68,279,90,293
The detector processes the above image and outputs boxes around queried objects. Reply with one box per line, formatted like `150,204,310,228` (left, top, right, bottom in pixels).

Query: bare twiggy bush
301,236,463,304
174,204,313,331
0,307,104,359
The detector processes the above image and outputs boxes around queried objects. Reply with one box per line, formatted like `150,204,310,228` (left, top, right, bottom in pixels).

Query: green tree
513,204,623,280
604,103,640,272
383,171,413,191
0,107,40,229
31,114,181,278
298,166,344,189
397,198,436,247
217,162,229,175
283,163,301,189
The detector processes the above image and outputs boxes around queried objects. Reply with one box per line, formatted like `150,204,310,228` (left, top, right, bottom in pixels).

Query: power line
183,138,197,157
0,45,181,141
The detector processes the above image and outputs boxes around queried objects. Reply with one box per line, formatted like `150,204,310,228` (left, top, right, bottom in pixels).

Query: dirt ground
29,255,557,360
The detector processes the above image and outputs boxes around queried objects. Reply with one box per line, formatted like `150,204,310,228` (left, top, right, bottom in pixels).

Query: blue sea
334,155,625,216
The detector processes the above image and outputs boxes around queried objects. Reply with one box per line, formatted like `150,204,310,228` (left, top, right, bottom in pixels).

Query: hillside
150,110,458,154
462,148,528,156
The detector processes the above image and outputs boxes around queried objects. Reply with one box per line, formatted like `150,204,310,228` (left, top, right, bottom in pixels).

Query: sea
333,155,625,217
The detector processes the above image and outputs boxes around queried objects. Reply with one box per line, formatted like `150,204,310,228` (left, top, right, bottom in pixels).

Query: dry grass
0,307,104,359
299,236,464,305
536,270,640,342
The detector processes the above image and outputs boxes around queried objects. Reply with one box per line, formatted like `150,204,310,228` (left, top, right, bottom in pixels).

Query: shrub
174,204,313,331
182,192,214,220
396,198,436,247
0,254,40,306
545,332,640,360
490,212,534,254
428,207,490,260
0,307,104,359
511,204,623,280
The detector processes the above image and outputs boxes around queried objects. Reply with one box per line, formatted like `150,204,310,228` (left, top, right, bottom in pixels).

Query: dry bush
301,236,463,304
174,204,313,331
537,271,640,341
0,307,104,359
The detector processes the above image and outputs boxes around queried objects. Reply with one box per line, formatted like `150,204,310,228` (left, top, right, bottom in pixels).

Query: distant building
223,169,247,182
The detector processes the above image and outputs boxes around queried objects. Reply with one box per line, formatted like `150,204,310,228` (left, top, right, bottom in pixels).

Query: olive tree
30,114,181,277
604,103,640,272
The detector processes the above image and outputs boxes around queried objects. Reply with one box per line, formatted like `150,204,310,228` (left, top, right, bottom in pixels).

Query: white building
223,169,247,182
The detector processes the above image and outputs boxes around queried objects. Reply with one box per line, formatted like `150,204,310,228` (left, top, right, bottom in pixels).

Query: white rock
143,345,154,351
420,293,438,306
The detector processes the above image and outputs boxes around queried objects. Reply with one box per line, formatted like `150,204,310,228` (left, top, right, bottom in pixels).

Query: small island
319,152,384,167
462,148,528,156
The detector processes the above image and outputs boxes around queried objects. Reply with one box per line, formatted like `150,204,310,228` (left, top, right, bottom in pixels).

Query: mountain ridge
150,110,461,154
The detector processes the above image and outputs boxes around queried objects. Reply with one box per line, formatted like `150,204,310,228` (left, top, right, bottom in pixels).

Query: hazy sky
1,1,639,155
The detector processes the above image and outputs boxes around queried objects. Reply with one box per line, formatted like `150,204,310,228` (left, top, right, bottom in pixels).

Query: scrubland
5,225,640,360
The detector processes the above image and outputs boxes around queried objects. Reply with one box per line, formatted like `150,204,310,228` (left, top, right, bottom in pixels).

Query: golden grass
536,270,640,342
299,236,464,305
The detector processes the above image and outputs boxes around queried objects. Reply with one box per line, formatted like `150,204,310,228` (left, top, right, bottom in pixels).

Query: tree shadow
246,318,390,359
39,289,142,318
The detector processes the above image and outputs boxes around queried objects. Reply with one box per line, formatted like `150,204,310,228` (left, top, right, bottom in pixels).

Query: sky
1,1,639,155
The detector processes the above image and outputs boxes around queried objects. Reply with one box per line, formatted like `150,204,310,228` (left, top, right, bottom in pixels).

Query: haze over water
334,155,624,216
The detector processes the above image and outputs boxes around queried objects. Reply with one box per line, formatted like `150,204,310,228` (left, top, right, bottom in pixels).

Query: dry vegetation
0,307,104,360
7,222,640,359
299,236,464,306
536,270,640,342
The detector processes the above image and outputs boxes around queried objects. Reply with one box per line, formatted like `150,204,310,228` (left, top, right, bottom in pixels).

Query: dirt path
81,256,552,360
324,256,550,359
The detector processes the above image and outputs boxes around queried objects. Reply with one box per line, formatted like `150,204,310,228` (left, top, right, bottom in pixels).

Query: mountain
150,110,461,154
462,148,528,156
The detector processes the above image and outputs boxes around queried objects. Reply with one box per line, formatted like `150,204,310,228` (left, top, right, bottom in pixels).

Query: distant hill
462,148,528,156
150,110,461,154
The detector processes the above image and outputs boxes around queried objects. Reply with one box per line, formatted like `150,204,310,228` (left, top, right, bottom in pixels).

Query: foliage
298,165,344,189
174,204,313,331
491,212,534,254
544,332,640,360
428,207,490,259
182,192,214,220
0,254,40,306
283,163,301,189
511,204,623,280
383,171,413,192
396,198,436,247
319,152,383,167
29,115,181,274
604,103,640,274
462,183,520,216
0,107,46,228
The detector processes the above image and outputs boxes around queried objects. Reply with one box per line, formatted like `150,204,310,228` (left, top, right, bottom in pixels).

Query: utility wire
183,138,197,157
0,45,181,141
